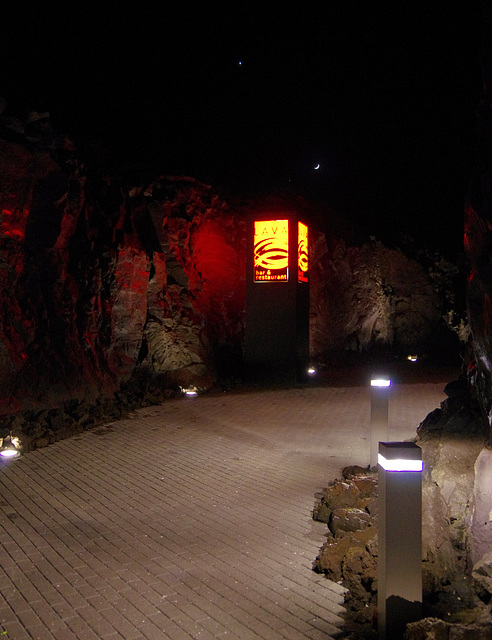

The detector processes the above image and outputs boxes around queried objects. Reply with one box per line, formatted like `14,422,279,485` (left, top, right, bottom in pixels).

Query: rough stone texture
0,123,247,448
413,396,492,634
0,108,460,452
468,448,492,568
330,507,371,534
310,234,442,358
405,617,492,639
416,383,492,630
472,551,492,603
313,467,379,637
418,403,486,600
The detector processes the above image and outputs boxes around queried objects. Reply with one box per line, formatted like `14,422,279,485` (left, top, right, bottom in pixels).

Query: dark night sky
0,2,484,255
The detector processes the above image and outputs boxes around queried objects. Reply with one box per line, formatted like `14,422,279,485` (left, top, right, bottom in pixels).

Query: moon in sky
314,163,320,170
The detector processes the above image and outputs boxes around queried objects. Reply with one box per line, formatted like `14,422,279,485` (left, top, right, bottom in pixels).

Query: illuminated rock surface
0,110,459,436
0,85,490,636
310,234,446,357
0,126,246,440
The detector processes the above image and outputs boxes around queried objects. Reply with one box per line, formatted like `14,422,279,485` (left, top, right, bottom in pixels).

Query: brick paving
0,375,451,639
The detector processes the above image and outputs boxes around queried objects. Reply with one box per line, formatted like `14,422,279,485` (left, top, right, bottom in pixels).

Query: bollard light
371,378,391,387
378,442,423,639
378,454,423,472
370,377,391,467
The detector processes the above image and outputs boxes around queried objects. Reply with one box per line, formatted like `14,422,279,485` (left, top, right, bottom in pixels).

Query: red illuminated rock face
0,136,246,421
0,132,454,415
0,113,458,448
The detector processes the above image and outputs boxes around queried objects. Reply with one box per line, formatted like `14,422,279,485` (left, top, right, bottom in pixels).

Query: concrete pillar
378,442,423,639
370,378,390,467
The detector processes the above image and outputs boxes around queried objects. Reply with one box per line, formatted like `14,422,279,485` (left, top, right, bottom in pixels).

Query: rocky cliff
310,234,448,358
0,128,246,430
0,108,460,451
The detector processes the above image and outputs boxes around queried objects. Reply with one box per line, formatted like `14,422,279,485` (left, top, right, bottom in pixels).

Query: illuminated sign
254,220,289,282
298,222,308,283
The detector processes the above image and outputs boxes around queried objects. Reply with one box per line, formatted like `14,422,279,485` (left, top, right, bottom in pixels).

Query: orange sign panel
254,220,289,281
298,222,308,283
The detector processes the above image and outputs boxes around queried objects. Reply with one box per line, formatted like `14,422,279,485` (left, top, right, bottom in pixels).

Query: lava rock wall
310,233,443,359
0,136,246,419
465,5,492,441
0,114,457,449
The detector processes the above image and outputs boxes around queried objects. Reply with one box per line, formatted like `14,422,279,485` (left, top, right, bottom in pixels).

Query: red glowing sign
298,222,308,283
254,220,289,282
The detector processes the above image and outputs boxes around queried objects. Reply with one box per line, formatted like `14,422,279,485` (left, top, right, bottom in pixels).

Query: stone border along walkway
0,381,449,639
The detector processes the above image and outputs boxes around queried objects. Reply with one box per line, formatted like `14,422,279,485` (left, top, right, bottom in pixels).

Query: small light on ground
1,448,20,458
407,355,418,362
181,386,199,397
0,434,21,459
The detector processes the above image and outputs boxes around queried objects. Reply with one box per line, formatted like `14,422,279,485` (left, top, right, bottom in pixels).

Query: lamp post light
370,378,391,467
378,442,423,639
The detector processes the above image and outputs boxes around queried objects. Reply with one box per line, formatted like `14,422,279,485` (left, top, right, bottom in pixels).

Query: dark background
0,2,484,255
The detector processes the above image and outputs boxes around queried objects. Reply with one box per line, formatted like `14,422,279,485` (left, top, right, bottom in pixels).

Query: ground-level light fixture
378,442,423,639
0,433,21,459
307,366,316,376
407,355,418,362
181,386,199,397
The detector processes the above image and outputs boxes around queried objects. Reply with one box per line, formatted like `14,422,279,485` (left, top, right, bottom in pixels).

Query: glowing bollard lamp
378,442,423,639
370,378,391,467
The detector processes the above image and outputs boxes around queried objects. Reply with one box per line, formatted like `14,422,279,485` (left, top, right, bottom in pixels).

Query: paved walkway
0,374,452,640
